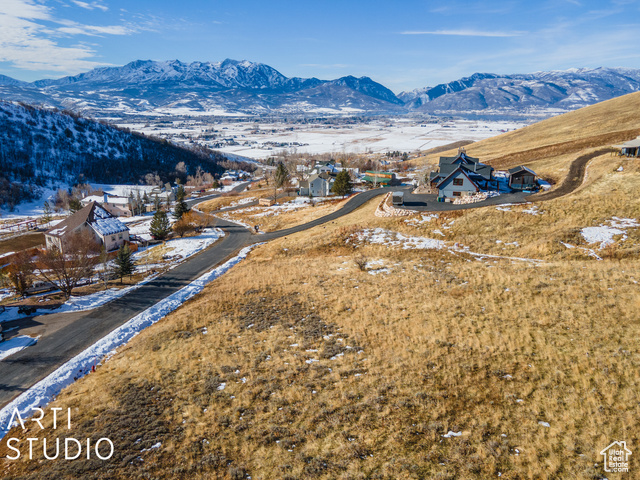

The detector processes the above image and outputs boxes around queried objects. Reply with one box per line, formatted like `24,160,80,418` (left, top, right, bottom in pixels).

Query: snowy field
117,118,527,160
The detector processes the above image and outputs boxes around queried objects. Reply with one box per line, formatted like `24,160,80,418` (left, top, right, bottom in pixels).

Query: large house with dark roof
45,202,130,252
429,151,495,199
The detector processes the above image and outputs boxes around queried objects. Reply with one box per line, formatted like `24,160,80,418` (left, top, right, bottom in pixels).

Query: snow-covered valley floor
117,118,527,160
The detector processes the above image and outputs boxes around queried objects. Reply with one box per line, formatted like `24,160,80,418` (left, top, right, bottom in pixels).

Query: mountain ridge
1,61,640,118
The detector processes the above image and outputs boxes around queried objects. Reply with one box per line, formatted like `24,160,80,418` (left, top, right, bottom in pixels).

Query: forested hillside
0,101,226,209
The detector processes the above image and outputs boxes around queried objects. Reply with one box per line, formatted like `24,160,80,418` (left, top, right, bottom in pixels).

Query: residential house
298,173,334,197
508,166,538,190
430,150,495,198
45,202,130,252
311,161,340,175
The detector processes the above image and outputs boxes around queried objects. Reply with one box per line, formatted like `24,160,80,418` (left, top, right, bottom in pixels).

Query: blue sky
1,0,640,92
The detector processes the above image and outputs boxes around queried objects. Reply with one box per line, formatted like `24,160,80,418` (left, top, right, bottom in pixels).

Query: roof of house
613,136,640,148
438,153,493,181
436,166,480,190
439,153,480,165
309,173,333,183
46,202,128,238
81,194,130,205
508,165,537,176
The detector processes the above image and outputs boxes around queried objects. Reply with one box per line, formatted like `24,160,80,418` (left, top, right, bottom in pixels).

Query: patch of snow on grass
581,217,638,249
405,214,439,226
522,205,541,215
353,228,446,250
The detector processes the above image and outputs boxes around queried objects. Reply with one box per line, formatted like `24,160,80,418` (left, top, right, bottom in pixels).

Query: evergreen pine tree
173,185,189,220
331,170,353,196
113,244,135,284
150,208,171,240
42,200,52,226
273,161,290,201
69,197,82,213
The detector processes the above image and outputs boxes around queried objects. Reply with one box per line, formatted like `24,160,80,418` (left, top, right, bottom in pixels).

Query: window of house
453,178,464,186
111,236,116,241
453,191,462,197
119,233,123,239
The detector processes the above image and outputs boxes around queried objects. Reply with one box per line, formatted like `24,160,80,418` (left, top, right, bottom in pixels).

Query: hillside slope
414,91,640,178
0,101,225,209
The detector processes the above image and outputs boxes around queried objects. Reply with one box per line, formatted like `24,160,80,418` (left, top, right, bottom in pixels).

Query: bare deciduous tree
7,250,35,297
36,230,100,299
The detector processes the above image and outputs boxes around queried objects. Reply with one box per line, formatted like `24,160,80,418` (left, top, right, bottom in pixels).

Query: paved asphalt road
0,186,392,408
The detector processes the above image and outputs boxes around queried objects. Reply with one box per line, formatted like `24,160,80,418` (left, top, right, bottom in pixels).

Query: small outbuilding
613,136,640,157
508,166,538,190
392,191,404,206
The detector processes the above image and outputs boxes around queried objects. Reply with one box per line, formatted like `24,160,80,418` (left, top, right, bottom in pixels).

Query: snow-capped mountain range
398,68,640,116
0,60,639,118
0,59,402,117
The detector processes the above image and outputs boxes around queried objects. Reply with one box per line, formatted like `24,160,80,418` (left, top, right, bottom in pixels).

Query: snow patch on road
0,335,39,361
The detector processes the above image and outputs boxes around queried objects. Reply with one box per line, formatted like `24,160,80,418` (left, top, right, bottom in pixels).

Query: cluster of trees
385,151,409,160
4,231,137,299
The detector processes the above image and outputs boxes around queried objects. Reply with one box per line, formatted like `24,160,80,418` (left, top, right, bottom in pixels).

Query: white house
298,173,334,197
45,202,130,252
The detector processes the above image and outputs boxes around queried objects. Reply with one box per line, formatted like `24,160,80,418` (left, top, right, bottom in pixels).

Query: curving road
0,187,393,408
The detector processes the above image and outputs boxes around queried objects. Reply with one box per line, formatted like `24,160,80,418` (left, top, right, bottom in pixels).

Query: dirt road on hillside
528,148,614,202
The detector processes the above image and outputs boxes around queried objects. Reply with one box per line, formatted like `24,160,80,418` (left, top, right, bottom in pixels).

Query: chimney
103,193,109,204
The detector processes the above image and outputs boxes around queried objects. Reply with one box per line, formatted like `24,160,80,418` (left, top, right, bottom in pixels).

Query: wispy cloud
0,0,138,73
70,1,108,12
401,29,525,37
